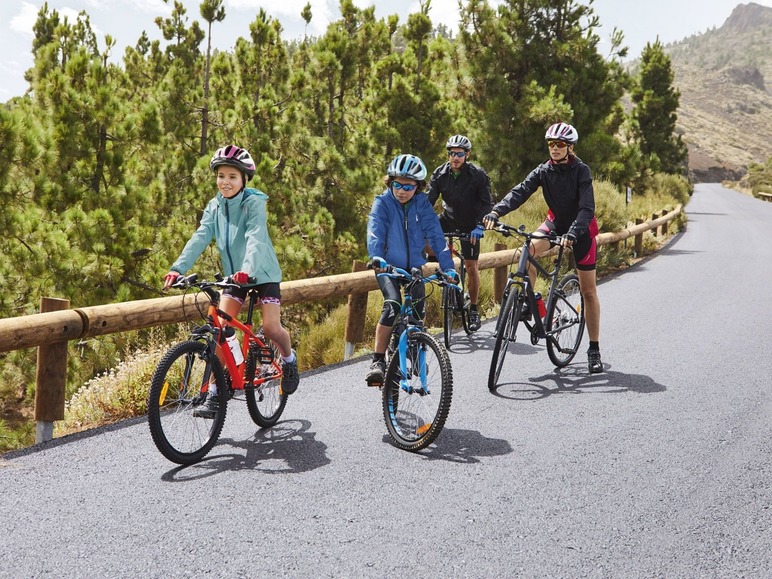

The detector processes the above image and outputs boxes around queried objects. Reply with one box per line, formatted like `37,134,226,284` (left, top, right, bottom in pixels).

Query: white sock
281,351,296,364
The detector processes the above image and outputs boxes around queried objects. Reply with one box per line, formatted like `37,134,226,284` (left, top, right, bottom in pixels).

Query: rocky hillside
662,2,772,182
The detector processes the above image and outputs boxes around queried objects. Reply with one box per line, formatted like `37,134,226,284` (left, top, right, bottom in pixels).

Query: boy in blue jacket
365,154,457,386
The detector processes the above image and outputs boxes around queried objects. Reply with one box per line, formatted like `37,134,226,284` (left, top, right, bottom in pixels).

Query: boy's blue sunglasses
391,182,417,192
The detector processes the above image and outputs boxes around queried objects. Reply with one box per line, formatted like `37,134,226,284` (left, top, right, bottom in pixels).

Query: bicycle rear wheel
441,286,454,350
488,286,523,391
245,340,287,428
546,274,585,367
457,261,472,335
382,331,453,452
147,340,227,465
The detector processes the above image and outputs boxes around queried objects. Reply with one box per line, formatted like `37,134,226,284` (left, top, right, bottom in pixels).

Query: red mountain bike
147,274,286,465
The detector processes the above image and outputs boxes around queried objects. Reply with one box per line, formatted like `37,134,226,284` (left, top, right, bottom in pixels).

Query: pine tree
631,39,688,175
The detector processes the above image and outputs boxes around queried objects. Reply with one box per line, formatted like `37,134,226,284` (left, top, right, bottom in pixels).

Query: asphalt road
2,183,770,578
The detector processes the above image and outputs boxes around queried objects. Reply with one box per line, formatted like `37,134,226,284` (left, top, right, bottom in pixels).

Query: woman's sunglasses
547,140,569,149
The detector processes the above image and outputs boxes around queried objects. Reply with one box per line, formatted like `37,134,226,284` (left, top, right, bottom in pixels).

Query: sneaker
588,349,603,374
193,392,219,419
366,358,386,387
281,351,300,394
468,308,481,331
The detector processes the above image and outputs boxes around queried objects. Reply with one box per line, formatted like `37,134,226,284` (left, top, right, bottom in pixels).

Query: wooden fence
756,191,772,202
0,205,681,443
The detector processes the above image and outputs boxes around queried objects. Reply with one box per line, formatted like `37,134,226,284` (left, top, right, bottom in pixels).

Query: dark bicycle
488,224,586,391
440,231,473,349
369,257,457,452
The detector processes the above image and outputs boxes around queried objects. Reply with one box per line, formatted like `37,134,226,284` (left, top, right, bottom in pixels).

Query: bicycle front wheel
382,331,453,452
147,340,227,465
488,286,523,391
546,274,585,367
245,340,287,428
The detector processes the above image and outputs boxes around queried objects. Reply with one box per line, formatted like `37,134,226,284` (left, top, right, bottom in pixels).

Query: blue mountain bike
369,258,457,452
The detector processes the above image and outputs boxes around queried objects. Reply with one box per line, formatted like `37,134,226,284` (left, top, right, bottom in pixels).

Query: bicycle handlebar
367,258,460,291
489,223,566,247
170,273,258,292
443,230,471,241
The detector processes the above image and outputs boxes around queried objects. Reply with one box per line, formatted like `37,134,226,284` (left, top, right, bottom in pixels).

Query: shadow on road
490,364,667,401
382,427,513,464
160,419,330,481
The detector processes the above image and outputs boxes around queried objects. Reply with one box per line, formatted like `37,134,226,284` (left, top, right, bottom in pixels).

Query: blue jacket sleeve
367,195,388,259
170,199,216,274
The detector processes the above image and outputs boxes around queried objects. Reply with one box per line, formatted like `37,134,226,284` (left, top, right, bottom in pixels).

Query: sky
1,0,770,100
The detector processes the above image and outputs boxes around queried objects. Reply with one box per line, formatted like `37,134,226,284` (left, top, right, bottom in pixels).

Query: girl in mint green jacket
164,146,299,410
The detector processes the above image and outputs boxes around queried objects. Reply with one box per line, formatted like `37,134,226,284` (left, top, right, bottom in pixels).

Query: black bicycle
441,231,472,349
369,258,457,452
488,224,585,390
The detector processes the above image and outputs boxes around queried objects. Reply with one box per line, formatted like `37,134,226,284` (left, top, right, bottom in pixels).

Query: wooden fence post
634,218,643,257
493,242,508,303
35,297,70,443
661,210,668,236
344,260,369,360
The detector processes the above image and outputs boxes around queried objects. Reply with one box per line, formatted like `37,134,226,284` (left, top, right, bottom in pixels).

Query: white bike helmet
545,122,579,144
387,154,427,181
446,134,472,151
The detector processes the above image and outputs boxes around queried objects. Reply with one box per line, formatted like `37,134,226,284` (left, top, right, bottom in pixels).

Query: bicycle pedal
257,347,274,364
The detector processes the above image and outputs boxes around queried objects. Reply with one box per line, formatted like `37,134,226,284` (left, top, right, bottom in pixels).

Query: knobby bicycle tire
488,286,523,391
546,274,585,367
244,339,288,428
382,331,453,452
147,340,228,465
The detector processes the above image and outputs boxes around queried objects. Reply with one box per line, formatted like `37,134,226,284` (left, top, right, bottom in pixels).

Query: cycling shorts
223,282,282,306
439,215,480,261
376,274,425,326
537,216,599,271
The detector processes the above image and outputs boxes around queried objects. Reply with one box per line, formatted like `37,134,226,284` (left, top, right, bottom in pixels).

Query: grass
2,175,690,451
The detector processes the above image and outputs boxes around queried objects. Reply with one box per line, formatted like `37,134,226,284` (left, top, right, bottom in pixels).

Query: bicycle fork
397,327,428,395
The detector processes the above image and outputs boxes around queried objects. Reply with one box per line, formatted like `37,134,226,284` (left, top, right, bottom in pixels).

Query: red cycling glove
163,272,180,289
232,271,250,285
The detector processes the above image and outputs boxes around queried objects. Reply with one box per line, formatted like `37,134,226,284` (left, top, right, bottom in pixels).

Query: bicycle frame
187,280,282,392
501,227,567,343
379,266,459,394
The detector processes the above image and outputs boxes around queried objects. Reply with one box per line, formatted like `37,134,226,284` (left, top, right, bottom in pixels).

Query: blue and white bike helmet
387,154,427,181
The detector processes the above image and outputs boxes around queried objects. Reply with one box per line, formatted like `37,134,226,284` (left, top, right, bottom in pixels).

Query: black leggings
377,274,425,326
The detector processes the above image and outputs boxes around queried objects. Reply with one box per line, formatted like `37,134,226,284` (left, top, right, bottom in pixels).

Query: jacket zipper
402,202,410,271
224,199,235,273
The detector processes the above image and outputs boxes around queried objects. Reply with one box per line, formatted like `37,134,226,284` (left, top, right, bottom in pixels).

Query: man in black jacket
426,135,494,331
483,122,604,373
